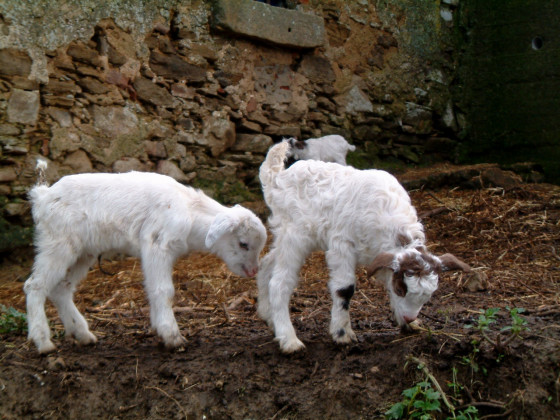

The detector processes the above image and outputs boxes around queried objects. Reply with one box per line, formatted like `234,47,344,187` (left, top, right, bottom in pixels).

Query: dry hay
1,183,558,343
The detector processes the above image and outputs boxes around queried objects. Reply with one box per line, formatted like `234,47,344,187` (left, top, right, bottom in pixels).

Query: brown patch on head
399,252,438,277
294,140,306,150
391,251,441,297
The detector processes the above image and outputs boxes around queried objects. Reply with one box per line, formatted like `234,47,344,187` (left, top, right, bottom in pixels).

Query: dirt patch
1,180,559,419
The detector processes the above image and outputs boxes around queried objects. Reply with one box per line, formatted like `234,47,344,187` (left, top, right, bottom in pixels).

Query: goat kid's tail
35,158,49,187
259,140,290,191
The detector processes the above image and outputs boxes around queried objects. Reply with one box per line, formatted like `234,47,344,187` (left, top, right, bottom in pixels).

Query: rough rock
212,0,325,49
335,85,373,115
133,77,176,108
201,115,236,157
0,135,29,154
0,166,18,182
156,160,195,183
299,55,335,84
149,51,206,82
7,89,40,125
92,105,140,138
112,157,148,173
0,49,32,77
232,133,273,154
63,150,93,173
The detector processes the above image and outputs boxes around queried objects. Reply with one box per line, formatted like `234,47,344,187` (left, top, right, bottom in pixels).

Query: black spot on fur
337,285,355,310
285,156,297,168
337,329,346,338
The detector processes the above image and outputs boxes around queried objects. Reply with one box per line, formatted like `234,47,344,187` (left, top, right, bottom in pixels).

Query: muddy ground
1,172,559,419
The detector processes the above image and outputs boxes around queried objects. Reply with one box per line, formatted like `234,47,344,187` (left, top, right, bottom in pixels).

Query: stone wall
0,0,461,253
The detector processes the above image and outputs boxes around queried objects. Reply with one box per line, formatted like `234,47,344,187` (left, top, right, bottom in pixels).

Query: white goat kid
258,141,469,353
25,161,267,354
286,134,356,165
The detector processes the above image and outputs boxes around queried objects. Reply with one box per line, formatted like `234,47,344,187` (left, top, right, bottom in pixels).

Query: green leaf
385,402,405,419
403,386,418,399
425,389,441,401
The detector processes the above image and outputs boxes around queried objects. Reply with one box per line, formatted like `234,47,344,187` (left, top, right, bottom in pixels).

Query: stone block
0,49,32,77
0,166,17,182
149,51,206,82
232,133,273,154
133,77,176,108
7,89,40,125
0,135,29,154
201,115,236,157
92,105,140,138
335,85,373,115
113,157,147,173
212,0,325,49
299,55,335,83
63,149,93,173
157,160,194,183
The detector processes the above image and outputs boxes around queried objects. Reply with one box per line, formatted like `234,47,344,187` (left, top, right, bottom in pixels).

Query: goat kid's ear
205,213,238,248
366,252,396,278
439,253,471,273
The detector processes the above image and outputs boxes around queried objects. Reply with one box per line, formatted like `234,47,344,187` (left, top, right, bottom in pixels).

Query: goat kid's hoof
75,331,98,346
37,341,57,355
333,328,358,344
278,338,306,354
163,334,188,351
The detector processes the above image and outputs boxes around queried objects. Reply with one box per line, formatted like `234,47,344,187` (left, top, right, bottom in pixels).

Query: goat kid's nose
245,267,258,277
403,315,416,324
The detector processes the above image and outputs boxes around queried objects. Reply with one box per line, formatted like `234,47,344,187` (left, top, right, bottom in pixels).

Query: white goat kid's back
258,141,469,353
287,134,356,165
25,163,267,354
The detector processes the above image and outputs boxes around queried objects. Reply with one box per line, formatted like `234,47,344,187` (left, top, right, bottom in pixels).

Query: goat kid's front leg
266,245,307,353
326,247,358,345
257,252,275,327
142,248,186,349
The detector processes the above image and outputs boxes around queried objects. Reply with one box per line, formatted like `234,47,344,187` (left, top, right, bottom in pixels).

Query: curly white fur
286,134,356,165
258,141,469,353
25,163,267,354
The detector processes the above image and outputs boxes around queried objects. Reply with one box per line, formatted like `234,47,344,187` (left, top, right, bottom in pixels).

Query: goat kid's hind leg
326,246,358,345
24,248,77,354
142,248,186,349
48,256,97,347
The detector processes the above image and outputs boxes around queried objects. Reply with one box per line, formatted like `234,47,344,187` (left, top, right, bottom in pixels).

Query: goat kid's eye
404,270,415,277
239,242,249,251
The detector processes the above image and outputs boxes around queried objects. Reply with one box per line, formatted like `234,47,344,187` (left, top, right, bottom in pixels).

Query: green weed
466,307,529,353
0,304,27,335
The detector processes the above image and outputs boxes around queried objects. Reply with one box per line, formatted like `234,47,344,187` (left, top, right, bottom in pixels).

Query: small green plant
454,406,479,420
385,380,442,419
466,307,529,352
0,304,28,335
460,339,487,376
387,358,479,420
447,367,463,399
